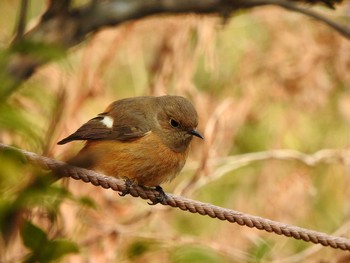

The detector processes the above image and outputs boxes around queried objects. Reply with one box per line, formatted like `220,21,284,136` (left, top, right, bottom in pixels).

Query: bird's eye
170,118,180,128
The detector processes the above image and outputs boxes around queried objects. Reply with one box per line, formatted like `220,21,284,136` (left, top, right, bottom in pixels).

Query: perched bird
58,95,203,195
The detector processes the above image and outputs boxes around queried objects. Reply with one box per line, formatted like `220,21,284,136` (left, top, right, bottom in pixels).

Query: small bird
58,95,203,196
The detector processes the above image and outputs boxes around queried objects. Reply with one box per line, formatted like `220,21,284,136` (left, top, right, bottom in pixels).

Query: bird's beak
189,129,204,139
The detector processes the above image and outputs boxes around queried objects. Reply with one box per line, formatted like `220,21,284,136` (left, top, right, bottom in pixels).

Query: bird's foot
119,178,135,196
147,185,168,205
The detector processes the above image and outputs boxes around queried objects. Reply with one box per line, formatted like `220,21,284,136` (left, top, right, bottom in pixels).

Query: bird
57,95,203,199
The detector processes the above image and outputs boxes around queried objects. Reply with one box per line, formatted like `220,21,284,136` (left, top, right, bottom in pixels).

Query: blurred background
1,0,350,262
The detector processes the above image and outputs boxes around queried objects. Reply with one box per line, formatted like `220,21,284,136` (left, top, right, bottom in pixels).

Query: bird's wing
57,110,151,145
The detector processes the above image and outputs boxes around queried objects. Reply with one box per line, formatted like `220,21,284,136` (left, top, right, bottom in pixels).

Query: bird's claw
147,185,168,205
119,178,134,196
119,180,168,205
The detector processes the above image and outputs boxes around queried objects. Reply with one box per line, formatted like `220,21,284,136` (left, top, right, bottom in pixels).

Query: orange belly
74,132,189,187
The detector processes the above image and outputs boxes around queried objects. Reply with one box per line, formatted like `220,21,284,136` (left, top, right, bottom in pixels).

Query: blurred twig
254,0,350,39
180,99,235,195
1,0,349,99
277,221,350,262
12,0,29,44
182,149,350,193
42,0,71,20
1,142,350,251
216,148,350,167
42,88,67,157
124,232,251,261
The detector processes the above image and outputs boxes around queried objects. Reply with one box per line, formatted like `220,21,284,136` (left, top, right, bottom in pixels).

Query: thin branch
1,142,350,251
42,0,71,20
12,0,29,43
252,0,350,39
1,0,349,99
176,148,350,194
79,0,350,38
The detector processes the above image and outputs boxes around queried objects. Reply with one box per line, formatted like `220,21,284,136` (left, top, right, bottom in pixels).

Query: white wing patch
144,131,152,136
101,116,114,128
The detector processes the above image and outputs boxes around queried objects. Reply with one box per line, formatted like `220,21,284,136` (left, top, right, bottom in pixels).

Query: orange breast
78,132,189,187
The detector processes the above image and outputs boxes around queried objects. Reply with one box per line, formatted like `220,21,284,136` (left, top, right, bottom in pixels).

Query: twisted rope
1,143,350,251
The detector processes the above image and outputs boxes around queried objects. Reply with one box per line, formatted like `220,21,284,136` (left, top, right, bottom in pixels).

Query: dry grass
2,2,350,262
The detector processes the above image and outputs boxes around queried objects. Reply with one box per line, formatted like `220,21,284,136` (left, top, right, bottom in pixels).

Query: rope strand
1,143,350,251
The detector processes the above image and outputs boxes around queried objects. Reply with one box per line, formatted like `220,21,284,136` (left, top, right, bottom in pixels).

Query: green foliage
0,138,84,262
173,211,219,236
21,221,78,263
10,41,65,59
0,102,42,148
0,36,66,100
247,240,272,263
126,239,156,260
170,246,230,263
0,0,65,100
